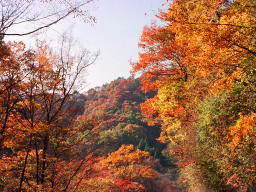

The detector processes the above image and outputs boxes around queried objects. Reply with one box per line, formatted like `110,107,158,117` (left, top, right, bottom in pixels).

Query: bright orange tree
131,0,256,190
88,144,157,192
0,40,98,192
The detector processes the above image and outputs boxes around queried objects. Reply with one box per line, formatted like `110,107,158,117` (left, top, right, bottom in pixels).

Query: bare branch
0,0,95,38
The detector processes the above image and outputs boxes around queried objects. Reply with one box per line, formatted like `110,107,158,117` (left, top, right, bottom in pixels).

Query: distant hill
72,77,167,164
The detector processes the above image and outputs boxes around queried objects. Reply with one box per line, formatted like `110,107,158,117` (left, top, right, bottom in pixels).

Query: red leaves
130,22,186,93
114,177,144,192
114,178,133,190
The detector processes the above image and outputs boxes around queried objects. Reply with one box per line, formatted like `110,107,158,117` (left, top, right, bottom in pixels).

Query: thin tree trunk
41,134,49,184
35,140,40,185
18,139,32,192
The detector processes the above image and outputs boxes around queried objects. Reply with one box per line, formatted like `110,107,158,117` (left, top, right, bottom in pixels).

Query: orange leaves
228,113,256,149
209,67,244,95
100,144,149,168
131,3,256,190
157,0,256,77
132,0,256,134
130,22,186,93
99,144,156,180
0,39,96,191
131,0,256,190
114,178,145,192
140,95,159,126
91,145,157,191
35,43,56,71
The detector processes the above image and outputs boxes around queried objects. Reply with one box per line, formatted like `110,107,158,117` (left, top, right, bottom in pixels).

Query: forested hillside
0,70,180,191
75,77,163,157
68,77,177,191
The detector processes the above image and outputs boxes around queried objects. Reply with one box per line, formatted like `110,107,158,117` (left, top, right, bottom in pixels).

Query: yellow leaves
85,177,114,192
17,99,42,110
153,84,179,118
166,119,181,133
209,67,244,96
150,83,190,144
228,113,256,149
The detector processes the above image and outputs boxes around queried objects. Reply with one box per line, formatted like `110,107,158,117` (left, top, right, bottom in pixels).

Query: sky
6,0,167,91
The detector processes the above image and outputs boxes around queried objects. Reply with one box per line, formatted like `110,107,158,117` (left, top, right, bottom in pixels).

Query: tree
0,0,95,40
0,38,98,191
132,0,256,190
92,144,157,192
0,41,33,151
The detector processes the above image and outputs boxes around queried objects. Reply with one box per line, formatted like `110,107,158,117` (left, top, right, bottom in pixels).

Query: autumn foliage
131,0,256,191
0,39,98,191
1,0,256,191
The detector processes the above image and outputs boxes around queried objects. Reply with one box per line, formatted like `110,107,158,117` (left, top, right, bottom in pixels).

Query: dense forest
0,0,256,191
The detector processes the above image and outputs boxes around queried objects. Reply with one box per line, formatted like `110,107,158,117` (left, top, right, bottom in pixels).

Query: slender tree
0,0,95,39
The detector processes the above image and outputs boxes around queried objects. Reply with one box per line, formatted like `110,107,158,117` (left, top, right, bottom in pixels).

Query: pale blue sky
6,0,167,91
78,0,166,90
